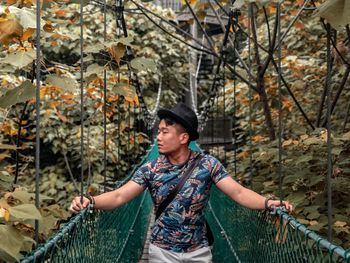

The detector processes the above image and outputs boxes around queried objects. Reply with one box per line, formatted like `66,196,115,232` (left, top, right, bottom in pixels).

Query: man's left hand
267,200,293,213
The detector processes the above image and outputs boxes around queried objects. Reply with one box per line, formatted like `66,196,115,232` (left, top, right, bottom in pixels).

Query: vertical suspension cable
233,10,238,176
325,23,333,242
80,0,85,202
248,4,253,186
277,2,283,205
223,63,226,164
133,103,136,164
128,103,131,168
34,0,41,242
103,0,107,192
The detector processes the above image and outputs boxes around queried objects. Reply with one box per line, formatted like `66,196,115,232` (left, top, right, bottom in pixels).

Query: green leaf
12,189,33,204
0,225,23,263
117,36,134,46
68,0,91,5
0,171,13,191
315,0,350,29
45,75,78,92
9,204,42,221
0,49,35,69
39,214,57,237
0,80,36,109
113,83,137,100
20,236,35,252
130,57,156,72
306,211,321,220
9,6,36,29
86,64,104,77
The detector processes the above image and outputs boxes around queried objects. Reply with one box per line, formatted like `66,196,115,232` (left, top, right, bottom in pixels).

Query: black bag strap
155,153,203,220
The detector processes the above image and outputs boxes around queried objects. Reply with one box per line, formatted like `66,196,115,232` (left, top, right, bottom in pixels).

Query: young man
69,102,293,263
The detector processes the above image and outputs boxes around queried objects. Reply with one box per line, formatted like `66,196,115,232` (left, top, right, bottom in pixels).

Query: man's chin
158,148,169,155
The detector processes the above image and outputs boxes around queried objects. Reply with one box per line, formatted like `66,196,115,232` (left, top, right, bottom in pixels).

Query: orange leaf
138,134,144,144
55,10,66,18
56,111,67,122
6,0,17,6
252,134,265,142
269,6,277,14
49,101,60,109
43,22,54,33
107,95,119,103
0,18,23,45
109,43,125,65
294,21,304,29
61,94,74,100
282,98,293,112
238,150,250,159
296,0,304,6
21,28,35,41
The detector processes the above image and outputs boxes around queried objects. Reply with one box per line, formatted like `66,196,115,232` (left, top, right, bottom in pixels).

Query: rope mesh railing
22,142,350,262
21,192,152,263
21,142,156,263
205,186,350,263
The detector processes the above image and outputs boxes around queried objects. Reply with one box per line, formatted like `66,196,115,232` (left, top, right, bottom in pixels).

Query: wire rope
79,0,85,204
34,0,42,242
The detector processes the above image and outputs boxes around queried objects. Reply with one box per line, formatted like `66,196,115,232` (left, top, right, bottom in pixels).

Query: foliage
0,1,191,261
206,0,350,249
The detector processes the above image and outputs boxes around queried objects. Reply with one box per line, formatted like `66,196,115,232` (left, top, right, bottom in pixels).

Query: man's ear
180,133,190,145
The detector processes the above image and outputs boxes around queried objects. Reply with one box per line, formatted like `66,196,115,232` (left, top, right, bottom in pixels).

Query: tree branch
321,65,350,127
184,0,215,50
271,58,315,130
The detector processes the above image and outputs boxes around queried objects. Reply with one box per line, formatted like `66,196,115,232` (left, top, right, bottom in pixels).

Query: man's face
157,120,189,154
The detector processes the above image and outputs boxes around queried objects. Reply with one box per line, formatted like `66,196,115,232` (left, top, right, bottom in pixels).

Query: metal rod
103,0,107,192
325,23,333,242
80,0,85,202
34,0,41,242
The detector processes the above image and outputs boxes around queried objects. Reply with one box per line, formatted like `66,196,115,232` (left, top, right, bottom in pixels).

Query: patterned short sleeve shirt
131,150,229,253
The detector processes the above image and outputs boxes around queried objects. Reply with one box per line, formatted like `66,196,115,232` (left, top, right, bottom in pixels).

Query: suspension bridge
3,0,349,262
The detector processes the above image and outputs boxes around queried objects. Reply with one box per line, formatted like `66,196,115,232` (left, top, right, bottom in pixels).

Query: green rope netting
22,143,350,262
205,187,350,262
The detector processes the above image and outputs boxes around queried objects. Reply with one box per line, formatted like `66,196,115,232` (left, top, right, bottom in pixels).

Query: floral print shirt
131,151,229,253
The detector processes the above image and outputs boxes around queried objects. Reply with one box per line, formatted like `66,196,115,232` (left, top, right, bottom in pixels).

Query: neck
167,146,191,165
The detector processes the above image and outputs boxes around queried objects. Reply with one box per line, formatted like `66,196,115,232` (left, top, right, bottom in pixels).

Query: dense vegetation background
0,0,349,261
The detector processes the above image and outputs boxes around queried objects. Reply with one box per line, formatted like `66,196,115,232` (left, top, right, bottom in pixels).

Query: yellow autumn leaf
0,18,23,45
180,0,197,6
0,207,10,222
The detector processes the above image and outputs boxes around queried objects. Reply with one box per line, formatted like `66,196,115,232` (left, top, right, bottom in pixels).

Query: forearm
231,187,266,210
93,190,124,210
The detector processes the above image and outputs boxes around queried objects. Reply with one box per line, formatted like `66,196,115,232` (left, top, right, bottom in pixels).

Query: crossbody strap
155,154,203,220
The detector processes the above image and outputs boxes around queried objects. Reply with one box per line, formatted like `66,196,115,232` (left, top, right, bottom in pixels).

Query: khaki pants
149,243,213,263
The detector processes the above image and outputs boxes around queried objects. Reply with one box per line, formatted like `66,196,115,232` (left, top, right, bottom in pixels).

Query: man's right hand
69,196,90,214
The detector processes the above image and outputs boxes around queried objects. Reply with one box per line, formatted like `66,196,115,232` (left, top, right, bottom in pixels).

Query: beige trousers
149,243,213,263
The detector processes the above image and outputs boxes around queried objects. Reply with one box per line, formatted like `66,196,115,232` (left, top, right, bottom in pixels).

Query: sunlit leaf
0,49,35,69
0,80,36,109
109,43,125,65
113,83,137,102
315,0,350,29
130,57,156,72
20,236,35,252
45,75,78,92
8,6,37,29
9,204,42,221
0,225,23,262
